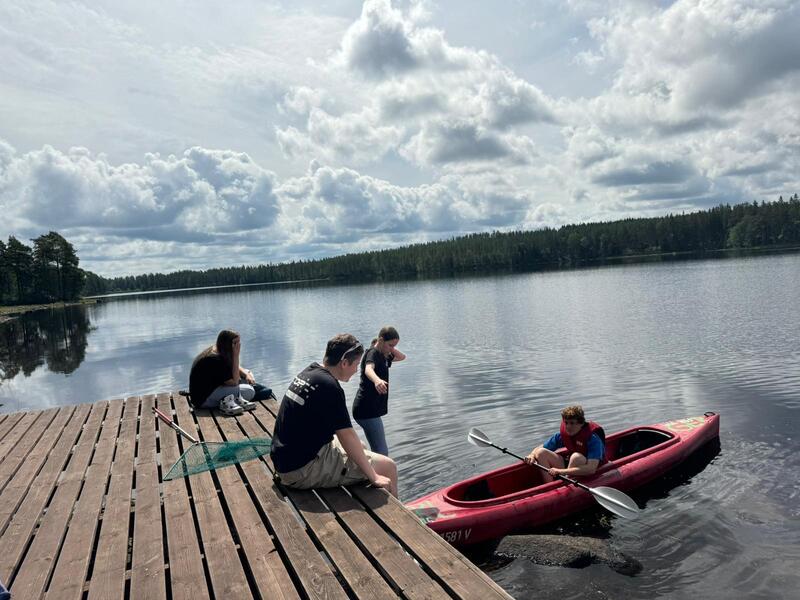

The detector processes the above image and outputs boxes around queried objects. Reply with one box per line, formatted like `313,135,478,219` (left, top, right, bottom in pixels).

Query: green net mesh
163,438,272,480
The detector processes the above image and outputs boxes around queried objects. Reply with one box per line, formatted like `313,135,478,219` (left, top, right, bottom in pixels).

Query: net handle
153,406,199,444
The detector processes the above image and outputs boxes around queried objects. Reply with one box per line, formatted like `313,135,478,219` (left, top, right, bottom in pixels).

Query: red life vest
559,421,607,465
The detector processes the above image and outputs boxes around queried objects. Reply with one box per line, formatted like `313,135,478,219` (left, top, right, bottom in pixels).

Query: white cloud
401,119,536,166
0,144,279,239
276,107,404,165
279,0,559,169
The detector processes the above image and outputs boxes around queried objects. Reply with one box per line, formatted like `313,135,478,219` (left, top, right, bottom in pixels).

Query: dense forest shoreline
85,196,800,295
3,197,799,305
86,243,800,302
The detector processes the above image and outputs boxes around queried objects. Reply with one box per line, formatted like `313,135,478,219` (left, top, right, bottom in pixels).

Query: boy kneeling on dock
525,405,606,482
270,334,398,496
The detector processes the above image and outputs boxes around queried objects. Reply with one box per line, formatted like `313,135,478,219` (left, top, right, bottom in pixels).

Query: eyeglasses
341,342,363,362
563,419,583,426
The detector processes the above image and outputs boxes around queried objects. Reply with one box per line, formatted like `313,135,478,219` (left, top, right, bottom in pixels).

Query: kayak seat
613,435,642,459
611,429,674,460
463,479,494,501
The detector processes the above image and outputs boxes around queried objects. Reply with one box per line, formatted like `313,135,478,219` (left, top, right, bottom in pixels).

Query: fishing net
163,438,272,480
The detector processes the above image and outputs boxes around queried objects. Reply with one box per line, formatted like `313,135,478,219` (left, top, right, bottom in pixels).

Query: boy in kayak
270,334,398,496
524,405,606,482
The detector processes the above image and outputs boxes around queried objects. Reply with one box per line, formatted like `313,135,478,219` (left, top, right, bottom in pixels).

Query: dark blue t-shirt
271,363,353,473
353,347,393,419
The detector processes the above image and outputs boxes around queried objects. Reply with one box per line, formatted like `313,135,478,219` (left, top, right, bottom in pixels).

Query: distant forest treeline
85,196,800,296
1,232,85,306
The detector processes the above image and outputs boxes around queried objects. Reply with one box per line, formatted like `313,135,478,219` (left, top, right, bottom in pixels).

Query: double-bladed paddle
467,426,641,519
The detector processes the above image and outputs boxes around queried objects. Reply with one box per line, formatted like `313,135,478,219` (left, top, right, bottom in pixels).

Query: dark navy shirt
353,347,393,420
271,363,352,473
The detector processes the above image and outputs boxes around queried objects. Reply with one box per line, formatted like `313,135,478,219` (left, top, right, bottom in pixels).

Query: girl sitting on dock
189,329,269,416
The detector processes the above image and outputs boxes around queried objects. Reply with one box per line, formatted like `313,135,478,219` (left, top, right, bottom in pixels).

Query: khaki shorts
277,437,377,489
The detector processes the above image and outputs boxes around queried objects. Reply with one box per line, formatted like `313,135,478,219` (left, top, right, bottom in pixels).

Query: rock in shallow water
494,534,642,575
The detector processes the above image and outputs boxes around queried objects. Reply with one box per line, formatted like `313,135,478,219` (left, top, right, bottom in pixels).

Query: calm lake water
2,253,799,599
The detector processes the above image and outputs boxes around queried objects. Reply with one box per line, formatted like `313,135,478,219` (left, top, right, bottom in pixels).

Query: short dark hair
324,333,363,366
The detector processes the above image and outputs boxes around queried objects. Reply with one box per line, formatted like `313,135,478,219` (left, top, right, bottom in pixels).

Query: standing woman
353,326,406,455
189,329,257,416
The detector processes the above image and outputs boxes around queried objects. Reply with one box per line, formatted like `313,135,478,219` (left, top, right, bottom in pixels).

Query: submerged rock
494,534,642,575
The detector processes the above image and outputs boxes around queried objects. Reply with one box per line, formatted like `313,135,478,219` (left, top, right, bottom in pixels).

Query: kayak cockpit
445,427,676,505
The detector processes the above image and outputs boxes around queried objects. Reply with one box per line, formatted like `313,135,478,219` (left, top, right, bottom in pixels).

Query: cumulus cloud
557,0,800,211
276,107,404,164
580,0,800,125
340,0,420,79
0,144,279,240
276,0,558,168
401,119,536,165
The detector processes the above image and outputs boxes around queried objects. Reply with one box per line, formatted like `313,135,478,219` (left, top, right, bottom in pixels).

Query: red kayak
406,412,720,547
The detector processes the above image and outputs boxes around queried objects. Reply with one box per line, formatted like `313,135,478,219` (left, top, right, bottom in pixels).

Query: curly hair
560,405,585,423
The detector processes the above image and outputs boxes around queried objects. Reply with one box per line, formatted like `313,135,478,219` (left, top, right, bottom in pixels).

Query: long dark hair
378,326,399,343
192,329,239,368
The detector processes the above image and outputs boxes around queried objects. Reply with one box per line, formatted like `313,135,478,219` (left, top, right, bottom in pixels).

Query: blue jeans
355,416,389,456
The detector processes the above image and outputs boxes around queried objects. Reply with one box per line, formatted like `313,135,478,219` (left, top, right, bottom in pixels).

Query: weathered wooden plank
0,412,24,445
0,406,74,502
0,404,89,537
86,397,140,599
130,394,167,600
171,397,251,598
4,401,114,598
44,398,127,600
0,408,60,491
194,408,300,600
216,410,348,600
318,487,451,600
287,488,398,600
0,411,46,470
351,486,513,600
156,394,207,600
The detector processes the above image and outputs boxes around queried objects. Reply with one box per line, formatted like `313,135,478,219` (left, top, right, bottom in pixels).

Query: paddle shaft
152,406,199,444
488,441,596,494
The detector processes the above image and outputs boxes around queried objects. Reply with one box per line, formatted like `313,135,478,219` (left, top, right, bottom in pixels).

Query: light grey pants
200,384,256,408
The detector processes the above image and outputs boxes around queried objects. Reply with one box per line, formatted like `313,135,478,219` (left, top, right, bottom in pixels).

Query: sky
1,0,798,277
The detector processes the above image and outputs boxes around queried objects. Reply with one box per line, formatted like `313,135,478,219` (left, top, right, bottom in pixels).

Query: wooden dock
0,393,514,599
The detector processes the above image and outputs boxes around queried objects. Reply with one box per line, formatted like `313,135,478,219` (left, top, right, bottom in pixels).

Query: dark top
352,347,393,420
189,354,232,406
271,362,353,473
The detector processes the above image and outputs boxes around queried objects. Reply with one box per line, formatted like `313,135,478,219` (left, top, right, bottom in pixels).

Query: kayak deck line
0,393,513,600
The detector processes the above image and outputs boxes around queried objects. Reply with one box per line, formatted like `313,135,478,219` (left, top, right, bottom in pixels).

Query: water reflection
0,306,92,382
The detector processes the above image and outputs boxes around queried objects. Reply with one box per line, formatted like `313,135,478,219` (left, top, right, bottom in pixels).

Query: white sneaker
235,396,256,411
219,394,244,416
